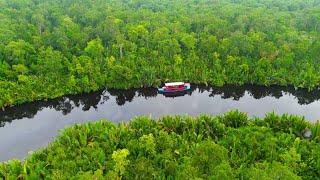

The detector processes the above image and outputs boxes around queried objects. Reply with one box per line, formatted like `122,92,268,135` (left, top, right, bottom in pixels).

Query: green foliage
85,38,104,59
111,149,130,178
261,112,310,137
221,110,249,128
0,0,319,109
311,121,320,142
240,162,301,180
1,111,320,179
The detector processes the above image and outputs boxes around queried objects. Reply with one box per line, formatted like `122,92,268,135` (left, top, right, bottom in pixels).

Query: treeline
0,0,320,108
1,111,320,179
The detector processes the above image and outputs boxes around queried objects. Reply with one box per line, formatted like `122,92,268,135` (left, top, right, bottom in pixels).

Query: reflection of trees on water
0,90,107,127
69,91,106,111
1,85,320,127
208,85,320,105
108,89,137,106
207,85,281,100
108,88,158,105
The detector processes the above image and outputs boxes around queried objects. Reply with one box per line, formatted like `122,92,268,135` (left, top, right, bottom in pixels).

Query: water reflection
1,84,320,127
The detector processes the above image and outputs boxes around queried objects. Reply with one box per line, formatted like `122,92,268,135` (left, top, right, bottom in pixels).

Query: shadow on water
1,84,320,127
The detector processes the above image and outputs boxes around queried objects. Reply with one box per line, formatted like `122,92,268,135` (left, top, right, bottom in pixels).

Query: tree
85,38,105,60
4,40,36,66
180,33,196,50
33,46,65,75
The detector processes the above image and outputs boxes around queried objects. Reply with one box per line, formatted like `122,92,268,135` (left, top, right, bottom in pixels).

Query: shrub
1,111,319,179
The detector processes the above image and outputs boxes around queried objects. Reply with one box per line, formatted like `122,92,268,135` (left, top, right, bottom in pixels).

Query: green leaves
111,149,130,177
137,134,156,158
1,0,320,109
4,40,36,66
1,112,320,179
0,0,319,177
221,110,249,128
85,38,105,59
240,162,301,180
263,112,309,137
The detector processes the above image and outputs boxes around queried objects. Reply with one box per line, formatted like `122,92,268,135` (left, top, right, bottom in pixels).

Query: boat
158,82,191,93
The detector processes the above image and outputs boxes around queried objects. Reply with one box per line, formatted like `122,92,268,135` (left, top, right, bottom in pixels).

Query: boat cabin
164,82,185,90
158,82,191,93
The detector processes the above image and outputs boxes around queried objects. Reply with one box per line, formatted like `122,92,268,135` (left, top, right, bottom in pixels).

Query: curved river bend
1,85,320,161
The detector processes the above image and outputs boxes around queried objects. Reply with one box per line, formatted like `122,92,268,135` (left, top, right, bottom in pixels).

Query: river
1,85,320,161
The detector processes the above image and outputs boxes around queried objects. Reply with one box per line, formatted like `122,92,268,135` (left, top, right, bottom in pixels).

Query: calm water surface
1,85,320,161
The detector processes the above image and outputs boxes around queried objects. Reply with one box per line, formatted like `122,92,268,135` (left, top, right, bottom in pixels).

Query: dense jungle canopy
1,111,320,179
0,0,320,108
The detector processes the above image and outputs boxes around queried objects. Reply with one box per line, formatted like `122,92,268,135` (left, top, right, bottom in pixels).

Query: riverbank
1,76,320,111
1,0,320,110
1,111,320,179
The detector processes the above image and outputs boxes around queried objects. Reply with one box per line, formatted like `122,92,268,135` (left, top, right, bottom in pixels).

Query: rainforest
1,111,320,179
0,0,320,108
1,0,320,179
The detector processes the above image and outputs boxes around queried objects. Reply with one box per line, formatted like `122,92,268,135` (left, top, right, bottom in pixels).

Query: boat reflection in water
162,90,192,98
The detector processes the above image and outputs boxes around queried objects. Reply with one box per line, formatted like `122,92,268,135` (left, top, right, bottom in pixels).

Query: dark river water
1,85,320,161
